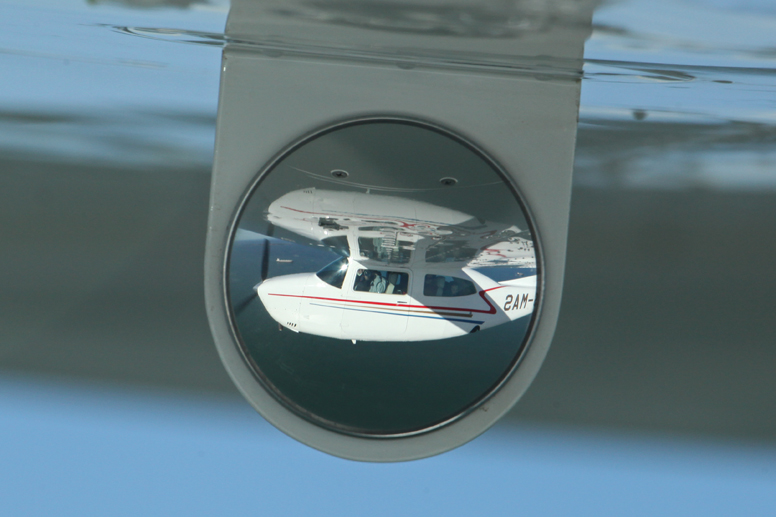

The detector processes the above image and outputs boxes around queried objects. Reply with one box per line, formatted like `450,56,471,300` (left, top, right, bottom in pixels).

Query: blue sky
1,374,775,516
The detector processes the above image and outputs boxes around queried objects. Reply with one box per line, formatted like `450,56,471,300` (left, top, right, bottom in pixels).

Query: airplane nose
255,278,272,298
254,276,284,303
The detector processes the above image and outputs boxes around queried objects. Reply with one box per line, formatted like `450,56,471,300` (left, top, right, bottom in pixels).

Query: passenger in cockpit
370,272,387,293
435,276,446,297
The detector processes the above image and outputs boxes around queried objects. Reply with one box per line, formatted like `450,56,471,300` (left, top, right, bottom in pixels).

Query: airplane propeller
259,223,275,282
234,229,274,315
232,292,255,315
260,237,271,282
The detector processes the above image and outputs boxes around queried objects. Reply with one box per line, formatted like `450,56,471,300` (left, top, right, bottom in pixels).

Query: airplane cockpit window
423,275,477,297
316,257,349,289
353,269,409,295
321,235,350,257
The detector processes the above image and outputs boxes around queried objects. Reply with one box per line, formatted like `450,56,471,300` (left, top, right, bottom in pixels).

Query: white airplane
252,188,537,343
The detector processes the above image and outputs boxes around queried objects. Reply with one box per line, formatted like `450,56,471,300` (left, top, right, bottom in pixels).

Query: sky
1,374,775,516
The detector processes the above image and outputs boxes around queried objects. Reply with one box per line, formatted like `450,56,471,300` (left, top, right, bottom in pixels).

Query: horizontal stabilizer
498,275,537,288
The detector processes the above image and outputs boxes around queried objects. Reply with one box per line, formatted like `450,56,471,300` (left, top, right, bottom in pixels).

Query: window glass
353,269,409,295
423,274,477,297
315,257,349,289
321,235,350,257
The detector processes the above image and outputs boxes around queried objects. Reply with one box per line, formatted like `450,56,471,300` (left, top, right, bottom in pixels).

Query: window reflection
316,257,349,289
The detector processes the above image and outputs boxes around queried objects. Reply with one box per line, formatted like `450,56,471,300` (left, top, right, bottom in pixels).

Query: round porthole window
218,118,544,459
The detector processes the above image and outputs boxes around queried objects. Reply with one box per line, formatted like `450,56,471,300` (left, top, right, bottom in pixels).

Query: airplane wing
464,236,536,268
417,220,535,268
265,187,536,268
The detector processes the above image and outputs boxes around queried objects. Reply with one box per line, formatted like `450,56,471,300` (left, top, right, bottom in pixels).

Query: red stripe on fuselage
279,205,439,230
267,286,504,314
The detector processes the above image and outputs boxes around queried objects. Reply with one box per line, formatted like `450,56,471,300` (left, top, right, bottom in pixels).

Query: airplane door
406,271,484,341
340,268,410,342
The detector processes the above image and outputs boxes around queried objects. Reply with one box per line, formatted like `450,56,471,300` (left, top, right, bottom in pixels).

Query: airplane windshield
423,275,477,297
315,257,349,289
353,269,408,295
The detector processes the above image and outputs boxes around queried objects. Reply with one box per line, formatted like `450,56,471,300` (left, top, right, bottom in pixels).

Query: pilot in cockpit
355,269,372,292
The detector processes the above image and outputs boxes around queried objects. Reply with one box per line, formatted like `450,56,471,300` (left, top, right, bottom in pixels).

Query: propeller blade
233,294,255,315
260,239,270,281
